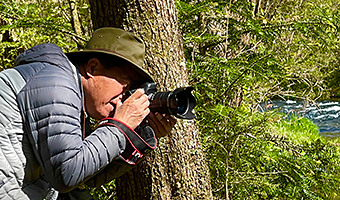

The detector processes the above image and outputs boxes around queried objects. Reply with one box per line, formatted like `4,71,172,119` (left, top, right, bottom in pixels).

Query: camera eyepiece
123,82,196,119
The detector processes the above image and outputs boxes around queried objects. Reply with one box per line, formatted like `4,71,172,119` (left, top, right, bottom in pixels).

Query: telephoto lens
123,82,196,119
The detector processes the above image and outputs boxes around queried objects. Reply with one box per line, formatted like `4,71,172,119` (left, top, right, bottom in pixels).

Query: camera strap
98,118,157,165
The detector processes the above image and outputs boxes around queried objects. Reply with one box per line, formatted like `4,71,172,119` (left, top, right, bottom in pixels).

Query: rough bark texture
88,0,213,199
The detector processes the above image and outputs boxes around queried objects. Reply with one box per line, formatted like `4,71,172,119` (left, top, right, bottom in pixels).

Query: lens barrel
148,86,195,119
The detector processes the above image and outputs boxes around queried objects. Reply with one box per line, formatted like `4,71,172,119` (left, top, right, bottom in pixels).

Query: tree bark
88,0,213,199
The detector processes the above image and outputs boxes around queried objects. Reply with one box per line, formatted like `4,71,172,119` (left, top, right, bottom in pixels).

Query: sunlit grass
271,114,322,144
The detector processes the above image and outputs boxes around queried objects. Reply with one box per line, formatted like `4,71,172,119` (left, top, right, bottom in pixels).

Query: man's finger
131,88,145,98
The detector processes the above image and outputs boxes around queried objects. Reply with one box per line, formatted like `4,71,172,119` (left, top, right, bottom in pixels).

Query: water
262,100,340,137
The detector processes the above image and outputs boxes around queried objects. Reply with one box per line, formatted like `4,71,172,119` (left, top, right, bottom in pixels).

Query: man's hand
114,89,150,129
147,112,177,138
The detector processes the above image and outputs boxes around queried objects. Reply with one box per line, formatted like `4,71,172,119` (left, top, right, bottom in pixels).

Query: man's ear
84,58,101,78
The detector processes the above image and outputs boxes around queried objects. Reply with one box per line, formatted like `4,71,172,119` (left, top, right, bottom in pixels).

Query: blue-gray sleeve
17,65,128,193
85,118,157,188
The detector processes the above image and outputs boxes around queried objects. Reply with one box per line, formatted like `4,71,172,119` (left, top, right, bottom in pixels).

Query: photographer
0,27,176,200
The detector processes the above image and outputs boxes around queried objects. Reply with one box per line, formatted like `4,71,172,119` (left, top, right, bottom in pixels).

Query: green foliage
87,180,117,200
273,114,321,144
178,0,340,199
179,0,340,102
0,0,90,70
198,103,340,199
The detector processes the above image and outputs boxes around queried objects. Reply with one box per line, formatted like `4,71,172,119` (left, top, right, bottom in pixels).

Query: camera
123,82,196,119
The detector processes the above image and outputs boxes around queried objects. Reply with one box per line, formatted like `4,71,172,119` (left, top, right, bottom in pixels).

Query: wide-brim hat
66,27,153,82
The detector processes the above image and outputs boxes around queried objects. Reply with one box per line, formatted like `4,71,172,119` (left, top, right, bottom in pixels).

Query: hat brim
66,50,153,83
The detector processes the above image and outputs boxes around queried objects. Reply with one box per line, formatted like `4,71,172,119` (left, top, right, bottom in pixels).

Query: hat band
90,48,127,60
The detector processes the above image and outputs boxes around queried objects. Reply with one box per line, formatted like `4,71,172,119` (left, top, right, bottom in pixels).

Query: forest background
1,0,340,199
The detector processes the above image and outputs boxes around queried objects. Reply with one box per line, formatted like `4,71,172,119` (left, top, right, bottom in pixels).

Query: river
263,100,340,138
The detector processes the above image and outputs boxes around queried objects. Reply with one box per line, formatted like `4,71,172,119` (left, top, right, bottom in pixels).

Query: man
0,27,176,199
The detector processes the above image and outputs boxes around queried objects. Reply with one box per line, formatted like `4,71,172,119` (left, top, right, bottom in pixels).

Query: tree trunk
88,0,213,199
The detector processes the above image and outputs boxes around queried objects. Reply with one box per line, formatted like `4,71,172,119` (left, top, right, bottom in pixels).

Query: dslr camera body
123,82,196,119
